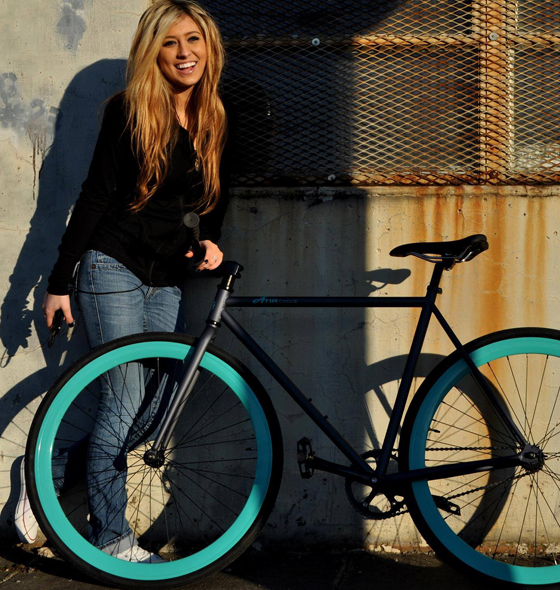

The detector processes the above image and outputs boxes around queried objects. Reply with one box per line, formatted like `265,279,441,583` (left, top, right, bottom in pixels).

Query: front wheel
26,333,283,589
401,328,560,586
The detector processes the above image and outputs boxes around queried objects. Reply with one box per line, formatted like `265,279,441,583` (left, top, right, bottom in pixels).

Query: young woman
17,0,234,562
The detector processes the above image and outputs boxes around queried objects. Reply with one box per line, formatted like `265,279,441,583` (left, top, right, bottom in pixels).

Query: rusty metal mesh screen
205,0,560,186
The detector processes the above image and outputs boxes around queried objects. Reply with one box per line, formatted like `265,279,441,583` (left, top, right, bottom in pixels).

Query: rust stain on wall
483,192,507,335
401,187,552,343
26,119,48,200
386,186,542,349
522,195,548,328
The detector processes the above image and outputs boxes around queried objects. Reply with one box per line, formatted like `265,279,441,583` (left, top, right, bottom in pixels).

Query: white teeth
177,62,196,69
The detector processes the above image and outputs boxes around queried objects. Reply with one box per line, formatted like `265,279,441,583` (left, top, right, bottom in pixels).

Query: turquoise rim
34,341,274,581
409,337,560,585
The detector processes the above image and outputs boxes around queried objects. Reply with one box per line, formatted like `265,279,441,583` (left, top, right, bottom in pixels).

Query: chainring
344,450,407,520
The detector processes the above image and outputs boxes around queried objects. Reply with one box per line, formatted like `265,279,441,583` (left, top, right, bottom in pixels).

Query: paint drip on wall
0,73,59,199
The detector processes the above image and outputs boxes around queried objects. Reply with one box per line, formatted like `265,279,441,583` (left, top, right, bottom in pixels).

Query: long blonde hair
124,0,227,214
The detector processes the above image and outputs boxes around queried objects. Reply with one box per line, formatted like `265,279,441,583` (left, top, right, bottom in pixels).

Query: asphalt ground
0,544,481,590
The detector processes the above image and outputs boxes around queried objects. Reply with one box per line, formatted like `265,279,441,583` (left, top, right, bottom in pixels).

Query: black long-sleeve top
47,93,234,295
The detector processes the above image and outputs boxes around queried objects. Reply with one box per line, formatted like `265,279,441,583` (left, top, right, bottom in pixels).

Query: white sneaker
115,545,165,563
14,458,38,543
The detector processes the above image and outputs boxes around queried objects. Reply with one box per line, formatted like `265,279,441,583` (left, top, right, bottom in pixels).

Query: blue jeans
52,250,185,555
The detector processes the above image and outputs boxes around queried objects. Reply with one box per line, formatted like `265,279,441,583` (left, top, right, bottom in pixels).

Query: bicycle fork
144,263,243,468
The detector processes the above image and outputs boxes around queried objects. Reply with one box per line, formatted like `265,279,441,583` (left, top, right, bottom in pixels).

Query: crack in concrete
246,214,287,233
331,555,348,589
0,226,29,233
1,341,49,362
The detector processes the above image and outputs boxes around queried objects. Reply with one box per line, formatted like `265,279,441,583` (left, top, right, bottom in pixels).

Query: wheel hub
520,444,545,472
143,448,165,468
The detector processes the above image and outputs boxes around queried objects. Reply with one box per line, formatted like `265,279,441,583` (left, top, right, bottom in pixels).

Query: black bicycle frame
150,262,530,491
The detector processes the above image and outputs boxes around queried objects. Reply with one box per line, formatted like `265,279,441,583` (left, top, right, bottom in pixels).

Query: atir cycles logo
252,296,298,304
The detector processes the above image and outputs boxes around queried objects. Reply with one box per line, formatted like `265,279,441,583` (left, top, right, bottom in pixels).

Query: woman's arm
45,94,129,325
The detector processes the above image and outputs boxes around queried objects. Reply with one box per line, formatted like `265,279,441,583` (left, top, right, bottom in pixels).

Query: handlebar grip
183,212,205,264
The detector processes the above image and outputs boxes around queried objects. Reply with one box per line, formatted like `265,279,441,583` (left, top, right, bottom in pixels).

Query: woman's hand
42,293,75,328
185,240,223,271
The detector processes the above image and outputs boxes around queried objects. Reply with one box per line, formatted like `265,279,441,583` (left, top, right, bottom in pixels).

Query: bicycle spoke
512,473,532,565
158,466,172,559
164,376,226,453
167,460,255,480
168,397,245,454
167,460,250,499
154,467,214,547
529,356,548,443
491,472,522,559
429,417,510,447
175,435,256,450
438,398,515,449
532,471,560,563
539,382,560,449
487,362,532,445
178,418,252,448
506,356,535,445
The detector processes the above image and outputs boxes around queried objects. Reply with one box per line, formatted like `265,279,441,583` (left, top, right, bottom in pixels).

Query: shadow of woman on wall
0,58,126,539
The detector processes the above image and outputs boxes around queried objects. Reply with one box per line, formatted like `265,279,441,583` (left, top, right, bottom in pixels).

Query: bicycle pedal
297,437,315,479
432,495,461,515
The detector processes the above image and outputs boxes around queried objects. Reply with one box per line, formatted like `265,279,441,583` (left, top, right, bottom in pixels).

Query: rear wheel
401,328,560,586
26,333,283,588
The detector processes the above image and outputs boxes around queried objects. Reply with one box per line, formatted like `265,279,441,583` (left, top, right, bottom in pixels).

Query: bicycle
25,233,560,588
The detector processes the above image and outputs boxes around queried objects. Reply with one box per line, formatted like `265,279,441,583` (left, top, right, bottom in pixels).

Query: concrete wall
2,0,560,552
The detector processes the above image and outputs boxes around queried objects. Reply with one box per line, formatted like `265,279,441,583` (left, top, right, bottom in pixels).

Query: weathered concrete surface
0,0,151,546
2,0,560,557
0,546,479,590
210,185,560,548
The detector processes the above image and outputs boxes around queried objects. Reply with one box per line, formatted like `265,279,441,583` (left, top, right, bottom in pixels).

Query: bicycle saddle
390,234,488,263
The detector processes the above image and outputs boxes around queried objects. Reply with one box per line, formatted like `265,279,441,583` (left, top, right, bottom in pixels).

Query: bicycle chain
441,471,529,504
371,445,522,518
427,445,514,452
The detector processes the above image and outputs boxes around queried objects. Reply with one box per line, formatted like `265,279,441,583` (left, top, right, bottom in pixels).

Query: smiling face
157,14,208,103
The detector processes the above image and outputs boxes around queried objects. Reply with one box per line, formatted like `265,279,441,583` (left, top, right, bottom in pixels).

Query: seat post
427,262,446,294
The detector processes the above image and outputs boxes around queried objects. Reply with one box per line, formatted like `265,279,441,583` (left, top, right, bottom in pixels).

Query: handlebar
183,212,205,264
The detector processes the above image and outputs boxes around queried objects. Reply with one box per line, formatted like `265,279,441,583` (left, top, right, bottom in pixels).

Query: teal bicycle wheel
401,328,560,586
26,333,282,589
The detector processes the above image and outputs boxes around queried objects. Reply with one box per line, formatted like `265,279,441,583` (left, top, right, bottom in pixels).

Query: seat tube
376,263,445,476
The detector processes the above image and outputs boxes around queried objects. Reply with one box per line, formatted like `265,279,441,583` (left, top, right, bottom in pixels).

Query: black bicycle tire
26,332,283,589
400,327,560,587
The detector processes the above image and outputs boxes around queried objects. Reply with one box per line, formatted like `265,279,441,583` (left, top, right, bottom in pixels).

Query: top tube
224,260,448,308
225,296,426,308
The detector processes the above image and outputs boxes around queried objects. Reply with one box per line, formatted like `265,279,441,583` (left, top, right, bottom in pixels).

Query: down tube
220,310,374,474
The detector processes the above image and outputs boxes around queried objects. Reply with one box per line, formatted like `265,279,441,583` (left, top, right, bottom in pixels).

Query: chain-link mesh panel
203,0,560,185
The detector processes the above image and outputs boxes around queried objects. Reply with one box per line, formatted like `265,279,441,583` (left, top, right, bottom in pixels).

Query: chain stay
368,446,524,518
